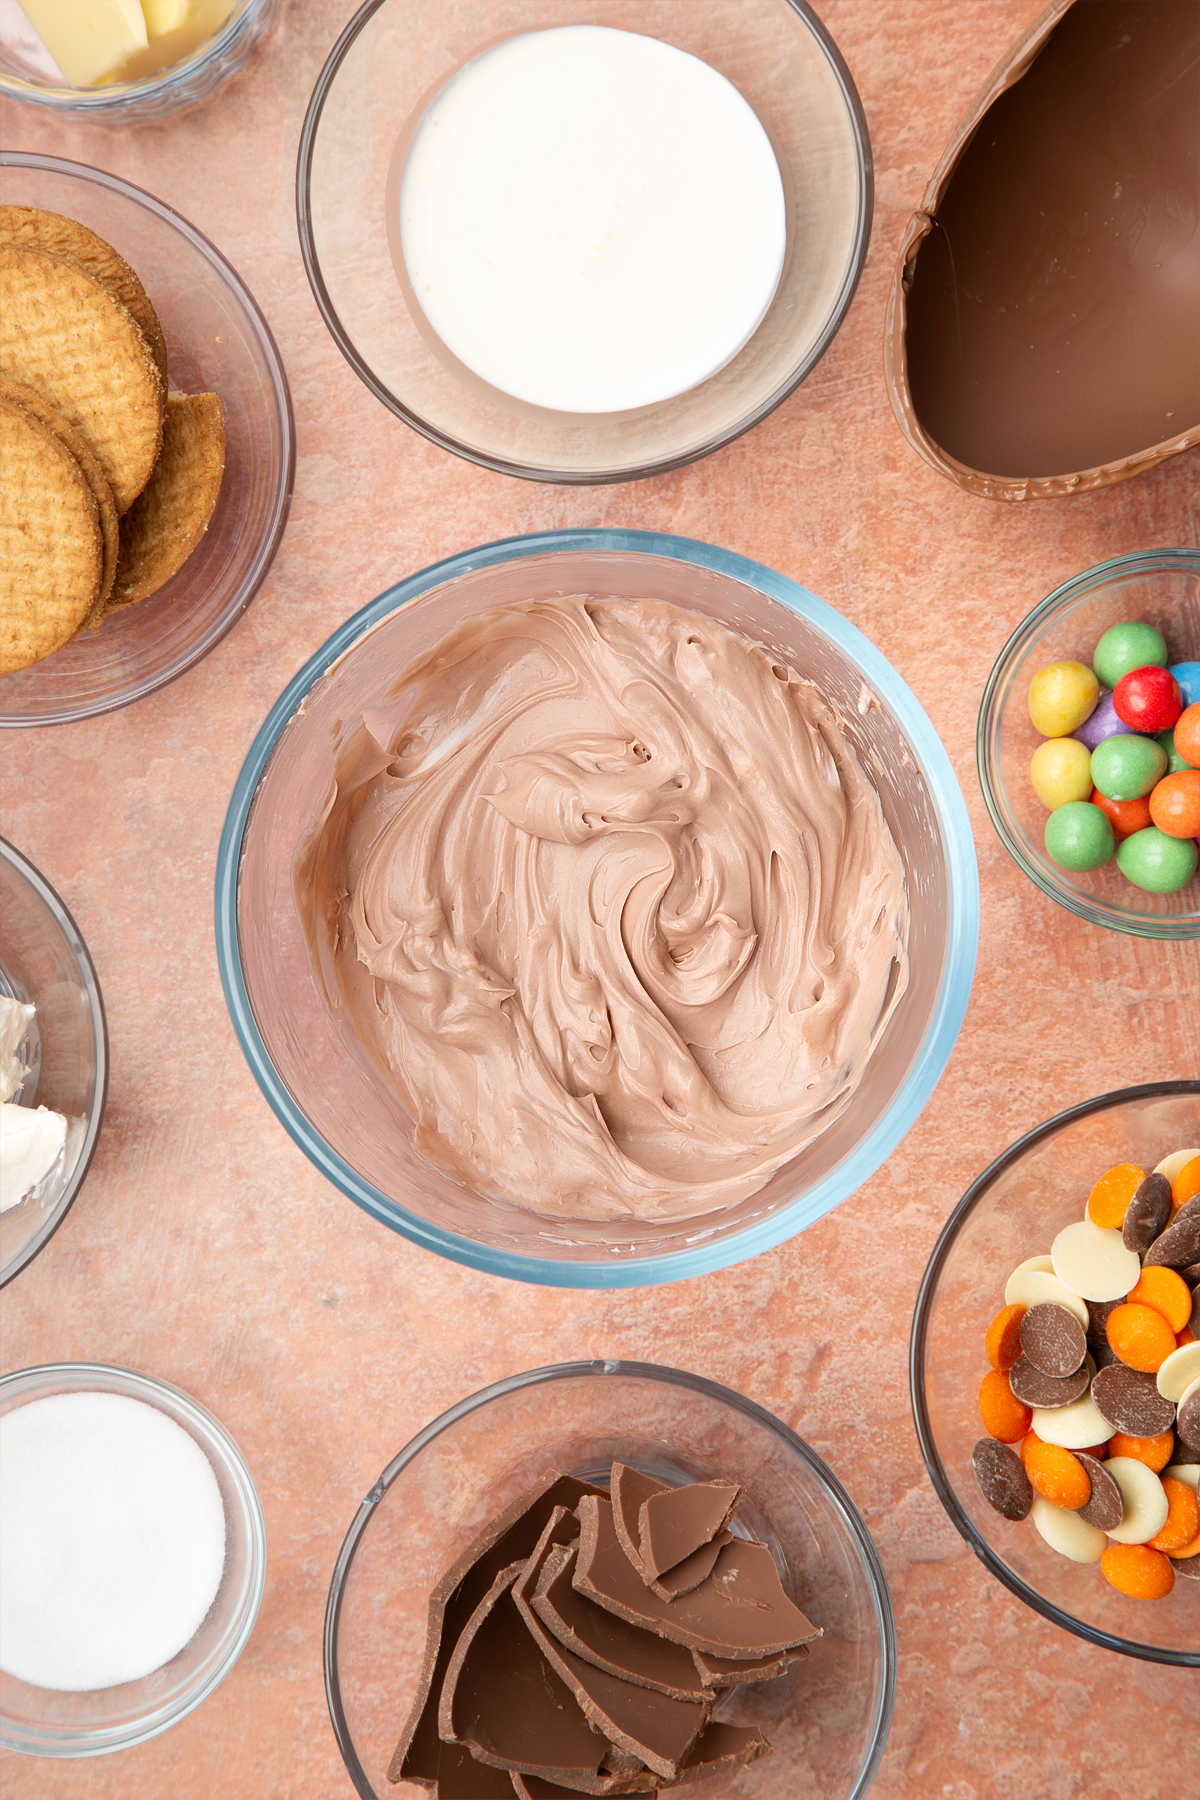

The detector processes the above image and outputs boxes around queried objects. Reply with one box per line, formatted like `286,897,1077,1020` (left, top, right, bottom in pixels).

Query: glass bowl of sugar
298,0,872,481
0,1363,266,1757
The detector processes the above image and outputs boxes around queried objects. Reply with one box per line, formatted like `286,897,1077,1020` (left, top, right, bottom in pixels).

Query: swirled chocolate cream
294,599,909,1222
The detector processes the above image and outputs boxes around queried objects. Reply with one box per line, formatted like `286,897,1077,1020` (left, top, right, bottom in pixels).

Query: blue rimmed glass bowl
324,1360,896,1800
216,529,978,1286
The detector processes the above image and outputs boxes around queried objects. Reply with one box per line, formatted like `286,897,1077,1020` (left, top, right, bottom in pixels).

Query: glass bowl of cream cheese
217,528,979,1287
0,838,107,1288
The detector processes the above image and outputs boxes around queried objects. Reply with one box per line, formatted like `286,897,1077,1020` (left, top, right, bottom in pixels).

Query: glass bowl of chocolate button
325,1360,896,1800
977,548,1200,940
911,1081,1200,1664
298,0,872,481
0,1361,266,1755
217,528,978,1287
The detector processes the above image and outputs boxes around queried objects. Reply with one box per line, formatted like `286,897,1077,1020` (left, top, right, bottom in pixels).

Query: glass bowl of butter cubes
0,0,277,121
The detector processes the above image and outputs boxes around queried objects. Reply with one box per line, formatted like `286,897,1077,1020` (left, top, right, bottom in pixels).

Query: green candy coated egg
1090,733,1167,801
1117,828,1198,894
1093,621,1168,689
1045,801,1114,872
1156,728,1190,776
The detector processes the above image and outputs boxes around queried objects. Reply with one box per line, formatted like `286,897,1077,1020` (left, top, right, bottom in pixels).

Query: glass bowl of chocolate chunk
325,1359,895,1800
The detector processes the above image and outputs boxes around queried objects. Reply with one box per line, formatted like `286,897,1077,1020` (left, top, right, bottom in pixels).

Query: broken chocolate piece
972,1438,1034,1522
1144,1207,1200,1271
1091,1364,1176,1439
637,1481,743,1584
574,1496,820,1659
533,1543,710,1700
610,1464,668,1578
646,1532,732,1601
390,1471,605,1789
1075,1455,1124,1532
1123,1174,1173,1255
1017,1303,1086,1378
691,1644,808,1688
669,1721,772,1786
512,1775,654,1800
1007,1353,1090,1410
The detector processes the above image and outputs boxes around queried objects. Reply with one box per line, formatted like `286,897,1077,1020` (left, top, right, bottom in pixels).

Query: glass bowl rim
0,836,109,1290
975,546,1200,942
294,0,874,485
0,1359,268,1755
0,0,267,109
0,150,296,731
323,1356,898,1800
908,1077,1200,1668
214,525,980,1289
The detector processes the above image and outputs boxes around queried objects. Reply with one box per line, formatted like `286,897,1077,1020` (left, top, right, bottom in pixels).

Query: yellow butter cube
141,0,189,34
18,0,148,87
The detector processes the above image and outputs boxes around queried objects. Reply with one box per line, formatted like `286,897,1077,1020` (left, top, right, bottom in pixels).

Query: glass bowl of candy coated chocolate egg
325,1360,896,1800
977,548,1200,939
911,1081,1200,1665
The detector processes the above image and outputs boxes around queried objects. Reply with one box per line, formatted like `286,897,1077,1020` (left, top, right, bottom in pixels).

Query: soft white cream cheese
0,996,34,1105
399,25,787,413
0,1103,67,1211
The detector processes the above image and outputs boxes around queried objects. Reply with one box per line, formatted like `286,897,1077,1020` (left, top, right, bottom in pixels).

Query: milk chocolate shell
884,0,1200,501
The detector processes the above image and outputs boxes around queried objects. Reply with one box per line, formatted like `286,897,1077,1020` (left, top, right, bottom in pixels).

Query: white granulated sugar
0,1391,226,1691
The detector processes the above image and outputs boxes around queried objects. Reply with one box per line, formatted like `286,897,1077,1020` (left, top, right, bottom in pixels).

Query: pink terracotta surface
2,1,1197,1795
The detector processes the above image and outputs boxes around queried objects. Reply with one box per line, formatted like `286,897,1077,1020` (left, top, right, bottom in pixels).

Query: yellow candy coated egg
1030,736,1094,809
1028,660,1100,737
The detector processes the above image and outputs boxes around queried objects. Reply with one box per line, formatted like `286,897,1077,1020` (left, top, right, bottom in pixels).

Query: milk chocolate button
1171,1552,1200,1580
1019,1302,1087,1377
1123,1173,1173,1254
1085,1296,1120,1371
1075,1455,1124,1532
973,1438,1033,1521
1177,1384,1200,1452
1052,1220,1141,1302
1092,1363,1176,1438
1144,1204,1200,1271
1008,1353,1090,1410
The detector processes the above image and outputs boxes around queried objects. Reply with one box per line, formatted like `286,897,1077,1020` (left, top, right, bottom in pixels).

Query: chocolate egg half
885,0,1200,501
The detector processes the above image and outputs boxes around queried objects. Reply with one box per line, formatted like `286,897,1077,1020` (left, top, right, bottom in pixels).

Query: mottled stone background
2,2,1196,1796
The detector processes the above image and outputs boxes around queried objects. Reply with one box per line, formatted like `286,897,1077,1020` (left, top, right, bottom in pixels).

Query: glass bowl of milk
299,1,872,482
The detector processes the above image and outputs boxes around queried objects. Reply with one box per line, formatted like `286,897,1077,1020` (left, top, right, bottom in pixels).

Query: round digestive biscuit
1104,1457,1170,1544
972,1438,1033,1521
0,205,168,387
0,242,164,514
1008,1354,1089,1410
1029,1494,1106,1563
0,376,118,624
110,391,225,609
1091,1363,1176,1439
1076,1455,1124,1531
0,398,103,672
1019,1302,1086,1377
1051,1219,1141,1302
1123,1173,1173,1254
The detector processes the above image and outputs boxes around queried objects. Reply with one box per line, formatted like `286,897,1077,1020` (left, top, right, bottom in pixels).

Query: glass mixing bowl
0,1362,267,1756
977,548,1200,939
325,1360,896,1800
297,0,871,482
910,1081,1200,1666
216,528,978,1286
0,153,295,728
0,839,107,1288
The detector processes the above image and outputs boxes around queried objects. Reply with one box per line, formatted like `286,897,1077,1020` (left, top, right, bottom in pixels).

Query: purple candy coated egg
1073,689,1132,751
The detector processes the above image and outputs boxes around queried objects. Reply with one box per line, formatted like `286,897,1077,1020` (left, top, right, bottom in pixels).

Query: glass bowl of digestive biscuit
217,528,978,1287
911,1081,1200,1665
325,1360,896,1800
0,152,294,727
298,0,872,482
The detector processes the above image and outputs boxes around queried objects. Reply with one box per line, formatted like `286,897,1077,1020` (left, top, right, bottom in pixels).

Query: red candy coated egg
1113,665,1183,733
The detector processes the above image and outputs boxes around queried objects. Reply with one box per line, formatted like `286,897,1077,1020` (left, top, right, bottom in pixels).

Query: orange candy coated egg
1165,1528,1200,1561
1173,1154,1200,1209
1125,1266,1192,1334
1021,1435,1091,1509
978,1369,1032,1442
1106,1430,1174,1472
1086,1162,1144,1228
1147,1478,1200,1553
1101,1543,1175,1599
985,1303,1027,1372
1172,701,1200,767
1088,788,1151,843
1149,769,1200,838
1105,1301,1178,1373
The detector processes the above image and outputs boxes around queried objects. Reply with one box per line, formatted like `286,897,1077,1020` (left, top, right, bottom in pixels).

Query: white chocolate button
1051,1220,1142,1302
1157,1342,1200,1403
1104,1456,1170,1544
1164,1464,1200,1492
1030,1494,1107,1562
1003,1255,1055,1304
1154,1148,1199,1184
1174,1375,1199,1413
1004,1269,1089,1327
1031,1392,1113,1449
